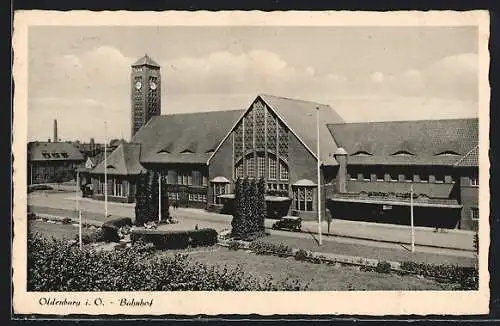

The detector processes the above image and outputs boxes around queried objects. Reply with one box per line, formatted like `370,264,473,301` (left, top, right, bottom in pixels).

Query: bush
474,231,479,255
101,217,133,243
228,240,241,251
28,212,37,220
130,228,218,250
61,217,72,225
249,241,293,258
79,228,105,244
375,261,392,274
294,249,310,262
27,234,309,291
400,261,478,290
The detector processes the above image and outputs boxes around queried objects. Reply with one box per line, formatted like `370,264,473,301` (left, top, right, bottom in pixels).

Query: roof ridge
259,93,330,107
454,144,479,166
160,109,244,117
327,117,479,126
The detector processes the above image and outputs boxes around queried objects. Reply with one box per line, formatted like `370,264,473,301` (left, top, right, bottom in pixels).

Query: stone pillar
334,147,348,193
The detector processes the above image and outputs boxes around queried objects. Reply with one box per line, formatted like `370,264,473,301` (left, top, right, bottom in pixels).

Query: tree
150,171,159,222
256,177,266,232
134,172,149,225
231,178,243,238
160,174,170,221
230,177,266,239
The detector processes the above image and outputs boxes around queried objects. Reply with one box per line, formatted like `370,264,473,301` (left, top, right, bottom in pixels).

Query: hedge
400,261,478,290
27,234,308,291
130,228,218,250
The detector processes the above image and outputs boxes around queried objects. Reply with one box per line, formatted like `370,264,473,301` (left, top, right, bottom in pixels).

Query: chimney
53,119,58,143
334,147,348,193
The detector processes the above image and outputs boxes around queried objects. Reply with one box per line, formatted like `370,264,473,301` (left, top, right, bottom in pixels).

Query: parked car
272,216,302,232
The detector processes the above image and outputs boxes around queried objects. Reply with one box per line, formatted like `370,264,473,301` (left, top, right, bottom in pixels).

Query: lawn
264,234,477,267
28,220,93,240
161,247,456,291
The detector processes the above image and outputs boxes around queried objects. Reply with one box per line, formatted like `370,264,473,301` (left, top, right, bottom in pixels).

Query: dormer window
180,149,194,154
61,152,69,158
436,150,461,156
51,153,61,158
157,149,170,154
392,150,414,156
351,150,372,156
106,165,116,169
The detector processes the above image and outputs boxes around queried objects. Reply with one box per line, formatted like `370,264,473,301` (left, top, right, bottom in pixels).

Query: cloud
162,49,347,97
370,71,384,83
372,52,478,100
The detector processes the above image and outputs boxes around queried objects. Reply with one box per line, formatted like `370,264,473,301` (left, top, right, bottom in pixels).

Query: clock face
149,81,157,90
135,81,142,90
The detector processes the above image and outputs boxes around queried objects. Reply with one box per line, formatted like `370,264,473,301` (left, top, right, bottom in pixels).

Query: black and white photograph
12,10,490,316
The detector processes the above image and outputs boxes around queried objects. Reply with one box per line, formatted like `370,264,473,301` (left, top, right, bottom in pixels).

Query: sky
28,26,479,143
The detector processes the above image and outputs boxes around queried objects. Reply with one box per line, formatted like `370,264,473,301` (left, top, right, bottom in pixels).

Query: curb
218,240,402,271
33,213,103,228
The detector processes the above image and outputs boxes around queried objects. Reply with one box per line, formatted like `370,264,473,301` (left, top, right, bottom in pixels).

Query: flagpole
316,107,322,246
410,183,415,253
104,121,108,219
78,209,82,250
158,172,162,223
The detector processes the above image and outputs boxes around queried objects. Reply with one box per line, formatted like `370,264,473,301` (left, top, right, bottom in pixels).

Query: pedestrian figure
195,224,198,230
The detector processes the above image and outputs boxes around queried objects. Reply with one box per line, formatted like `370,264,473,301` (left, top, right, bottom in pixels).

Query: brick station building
86,54,480,230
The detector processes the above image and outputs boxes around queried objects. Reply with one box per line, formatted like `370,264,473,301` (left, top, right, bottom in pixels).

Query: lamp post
158,172,162,223
410,183,415,253
316,107,322,246
104,121,108,219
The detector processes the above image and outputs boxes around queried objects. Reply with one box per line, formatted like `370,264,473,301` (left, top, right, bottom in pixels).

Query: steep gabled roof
132,54,160,67
327,118,478,166
136,110,244,165
91,143,145,175
208,94,345,165
28,141,84,162
455,145,479,167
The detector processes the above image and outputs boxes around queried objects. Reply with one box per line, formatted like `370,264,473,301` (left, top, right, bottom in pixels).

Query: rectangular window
235,163,244,179
294,187,314,212
202,175,208,186
471,207,479,221
269,157,277,180
389,171,398,181
188,193,193,201
376,171,385,181
470,177,479,186
257,156,265,178
279,161,289,181
183,173,189,185
247,158,255,178
177,172,182,185
188,174,192,186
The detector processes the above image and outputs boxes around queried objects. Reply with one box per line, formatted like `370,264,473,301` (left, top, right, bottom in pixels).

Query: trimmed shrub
400,261,478,290
101,217,133,243
28,212,37,220
130,228,218,250
249,241,293,258
101,224,120,243
190,228,218,247
27,234,309,291
103,217,133,228
231,177,266,239
375,261,392,274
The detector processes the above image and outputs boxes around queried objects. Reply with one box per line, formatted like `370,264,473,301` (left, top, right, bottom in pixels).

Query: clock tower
130,54,161,138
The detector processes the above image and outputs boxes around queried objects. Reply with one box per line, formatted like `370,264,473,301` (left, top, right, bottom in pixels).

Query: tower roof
132,54,160,68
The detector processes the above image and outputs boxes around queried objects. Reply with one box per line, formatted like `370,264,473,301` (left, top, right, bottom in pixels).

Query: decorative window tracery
278,121,289,159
